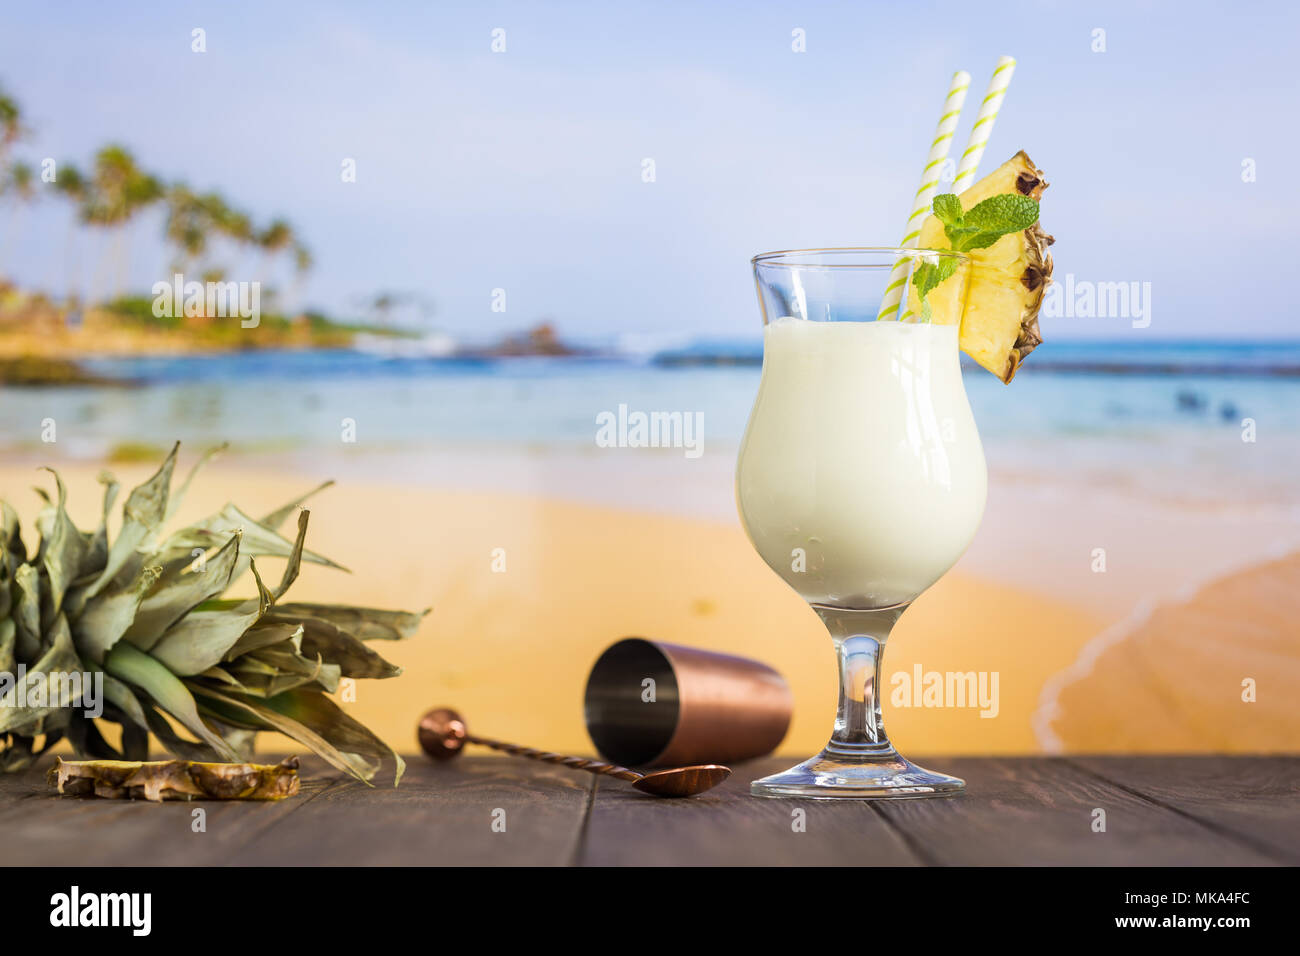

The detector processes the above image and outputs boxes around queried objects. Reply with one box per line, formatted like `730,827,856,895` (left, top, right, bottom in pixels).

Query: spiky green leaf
263,687,406,786
167,503,345,571
11,564,41,661
258,480,333,532
37,469,89,619
1,499,25,565
147,556,270,675
191,685,380,783
95,666,150,729
0,615,82,734
272,509,309,600
162,443,226,524
0,619,14,675
122,532,241,650
272,603,427,641
142,706,229,762
280,615,402,679
82,471,121,578
103,640,239,761
82,443,178,601
148,601,263,677
72,565,160,663
252,644,340,693
224,621,302,660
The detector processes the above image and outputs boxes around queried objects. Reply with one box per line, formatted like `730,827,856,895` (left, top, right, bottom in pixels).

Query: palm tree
285,241,313,315
293,242,312,275
163,183,211,275
201,191,257,280
3,161,35,198
116,167,162,297
0,85,27,282
0,85,23,163
249,217,292,313
0,160,36,275
164,186,255,325
224,209,253,245
221,205,255,275
52,162,86,308
81,145,163,301
257,217,293,281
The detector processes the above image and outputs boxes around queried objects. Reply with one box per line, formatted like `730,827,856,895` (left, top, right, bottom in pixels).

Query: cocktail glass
737,248,986,798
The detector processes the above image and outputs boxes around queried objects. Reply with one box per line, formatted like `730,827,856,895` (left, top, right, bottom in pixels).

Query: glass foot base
751,750,964,800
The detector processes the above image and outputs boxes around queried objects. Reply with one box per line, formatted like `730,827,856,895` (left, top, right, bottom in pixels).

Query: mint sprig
910,191,1040,320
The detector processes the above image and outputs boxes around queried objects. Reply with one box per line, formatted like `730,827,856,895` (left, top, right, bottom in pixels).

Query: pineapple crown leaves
0,443,428,785
911,191,1041,319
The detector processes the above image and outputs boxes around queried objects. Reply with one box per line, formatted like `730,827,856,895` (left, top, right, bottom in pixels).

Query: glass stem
814,604,907,759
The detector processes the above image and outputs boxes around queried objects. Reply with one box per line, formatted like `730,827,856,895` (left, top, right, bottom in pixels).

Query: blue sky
1,1,1296,342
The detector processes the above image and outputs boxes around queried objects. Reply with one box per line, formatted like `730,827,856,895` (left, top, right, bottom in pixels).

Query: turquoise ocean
2,340,1297,508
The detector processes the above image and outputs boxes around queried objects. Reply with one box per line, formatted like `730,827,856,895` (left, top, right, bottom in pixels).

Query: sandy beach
1039,549,1300,753
4,450,1294,760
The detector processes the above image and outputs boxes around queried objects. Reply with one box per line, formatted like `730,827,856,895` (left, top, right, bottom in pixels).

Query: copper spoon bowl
418,707,730,798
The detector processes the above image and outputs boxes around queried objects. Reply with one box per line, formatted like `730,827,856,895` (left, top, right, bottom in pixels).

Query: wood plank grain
871,757,1280,865
221,756,592,866
2,756,1293,866
0,761,342,866
0,756,592,867
1068,756,1300,863
577,757,921,866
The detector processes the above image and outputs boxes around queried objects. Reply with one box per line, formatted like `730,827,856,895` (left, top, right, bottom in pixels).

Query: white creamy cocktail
737,247,985,799
739,59,1051,800
737,318,986,610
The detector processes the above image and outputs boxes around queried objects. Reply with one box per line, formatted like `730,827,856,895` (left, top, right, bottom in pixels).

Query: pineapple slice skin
905,151,1053,382
48,755,301,801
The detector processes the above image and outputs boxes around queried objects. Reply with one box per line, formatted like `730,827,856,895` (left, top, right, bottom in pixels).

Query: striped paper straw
952,55,1016,194
875,70,970,322
898,56,1016,321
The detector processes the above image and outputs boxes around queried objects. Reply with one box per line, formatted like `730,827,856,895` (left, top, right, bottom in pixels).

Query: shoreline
1035,548,1300,753
5,329,1300,375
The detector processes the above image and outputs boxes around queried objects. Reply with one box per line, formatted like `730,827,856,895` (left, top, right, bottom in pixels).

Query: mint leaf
912,263,940,300
962,194,1039,234
931,192,1039,257
932,255,959,287
943,223,980,246
958,230,1012,253
911,256,959,318
909,190,1041,321
932,193,963,227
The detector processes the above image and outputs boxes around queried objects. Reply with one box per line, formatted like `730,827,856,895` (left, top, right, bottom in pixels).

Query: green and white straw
896,56,1017,322
875,70,970,322
952,55,1016,194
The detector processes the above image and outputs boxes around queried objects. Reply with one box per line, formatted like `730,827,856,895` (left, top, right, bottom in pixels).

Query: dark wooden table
2,756,1295,866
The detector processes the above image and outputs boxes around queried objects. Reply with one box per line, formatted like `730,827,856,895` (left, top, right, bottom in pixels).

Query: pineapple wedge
906,151,1054,382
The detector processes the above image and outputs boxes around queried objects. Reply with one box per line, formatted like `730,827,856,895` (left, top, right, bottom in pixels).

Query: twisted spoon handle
466,734,642,783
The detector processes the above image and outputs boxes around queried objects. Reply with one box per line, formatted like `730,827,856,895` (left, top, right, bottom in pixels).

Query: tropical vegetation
0,81,313,318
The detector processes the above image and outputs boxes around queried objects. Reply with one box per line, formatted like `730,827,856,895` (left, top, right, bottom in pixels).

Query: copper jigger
583,637,792,768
